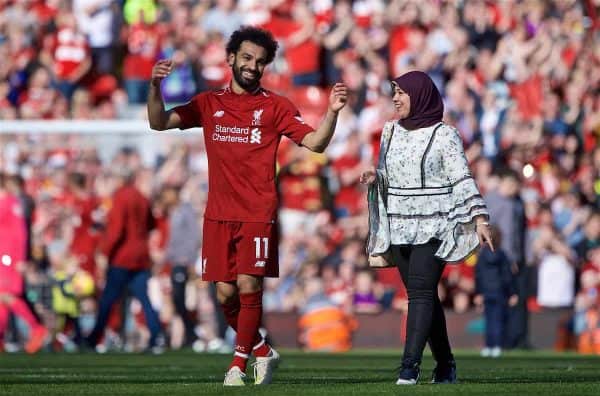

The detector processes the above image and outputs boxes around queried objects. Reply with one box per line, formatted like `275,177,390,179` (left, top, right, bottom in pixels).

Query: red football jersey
173,85,314,222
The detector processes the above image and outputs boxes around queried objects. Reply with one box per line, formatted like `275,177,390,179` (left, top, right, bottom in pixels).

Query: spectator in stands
298,277,356,352
574,246,600,354
361,71,492,385
321,0,353,86
278,147,332,237
265,1,322,86
474,225,518,358
18,66,62,119
123,0,157,26
122,6,161,103
74,0,121,75
532,222,576,308
353,269,381,314
70,88,94,119
86,167,163,353
158,36,197,103
201,0,243,40
575,212,600,276
39,7,92,102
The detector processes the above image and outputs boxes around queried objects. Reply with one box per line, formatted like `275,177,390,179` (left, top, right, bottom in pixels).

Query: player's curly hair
226,26,279,64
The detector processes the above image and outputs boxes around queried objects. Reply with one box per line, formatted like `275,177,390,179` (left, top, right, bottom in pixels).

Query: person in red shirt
85,167,162,353
41,9,92,101
147,26,347,385
65,173,101,277
123,12,162,104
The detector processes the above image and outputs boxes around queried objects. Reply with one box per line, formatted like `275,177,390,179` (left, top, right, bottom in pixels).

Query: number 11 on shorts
254,237,269,259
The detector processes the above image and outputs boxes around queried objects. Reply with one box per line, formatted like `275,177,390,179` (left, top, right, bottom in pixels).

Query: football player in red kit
148,26,347,385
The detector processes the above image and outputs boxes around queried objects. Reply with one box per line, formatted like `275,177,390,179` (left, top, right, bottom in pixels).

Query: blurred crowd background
1,0,600,354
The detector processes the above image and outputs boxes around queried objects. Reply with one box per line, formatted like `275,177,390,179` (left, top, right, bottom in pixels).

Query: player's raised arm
301,82,348,153
147,59,183,131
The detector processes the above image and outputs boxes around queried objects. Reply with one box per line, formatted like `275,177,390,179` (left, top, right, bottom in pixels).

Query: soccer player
148,26,347,385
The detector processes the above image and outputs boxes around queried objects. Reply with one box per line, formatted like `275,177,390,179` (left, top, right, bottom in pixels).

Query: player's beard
232,62,262,92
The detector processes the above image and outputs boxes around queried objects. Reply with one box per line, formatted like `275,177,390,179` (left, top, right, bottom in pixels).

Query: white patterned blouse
367,121,489,262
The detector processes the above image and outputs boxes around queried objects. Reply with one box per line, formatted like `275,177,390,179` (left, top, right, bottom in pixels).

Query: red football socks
229,290,264,371
222,293,272,371
252,337,271,358
221,300,241,331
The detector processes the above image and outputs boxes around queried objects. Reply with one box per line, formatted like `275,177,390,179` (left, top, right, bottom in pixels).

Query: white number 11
254,237,269,259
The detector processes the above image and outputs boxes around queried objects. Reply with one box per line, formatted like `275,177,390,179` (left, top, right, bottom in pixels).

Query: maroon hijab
393,71,444,130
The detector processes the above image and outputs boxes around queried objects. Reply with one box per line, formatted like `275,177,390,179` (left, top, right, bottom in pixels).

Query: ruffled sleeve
366,170,390,255
435,126,489,262
366,122,394,265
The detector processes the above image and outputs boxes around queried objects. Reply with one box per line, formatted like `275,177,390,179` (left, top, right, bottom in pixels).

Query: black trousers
391,239,453,366
171,266,196,343
505,264,530,349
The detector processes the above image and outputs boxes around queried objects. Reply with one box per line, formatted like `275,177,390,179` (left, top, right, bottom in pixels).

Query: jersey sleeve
172,94,204,129
273,96,314,146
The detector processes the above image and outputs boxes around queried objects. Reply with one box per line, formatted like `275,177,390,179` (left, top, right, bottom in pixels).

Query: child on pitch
474,225,518,357
48,240,95,351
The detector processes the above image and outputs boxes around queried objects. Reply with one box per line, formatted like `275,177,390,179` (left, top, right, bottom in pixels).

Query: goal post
0,120,203,167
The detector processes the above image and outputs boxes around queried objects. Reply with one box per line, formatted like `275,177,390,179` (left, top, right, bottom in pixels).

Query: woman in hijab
360,71,494,385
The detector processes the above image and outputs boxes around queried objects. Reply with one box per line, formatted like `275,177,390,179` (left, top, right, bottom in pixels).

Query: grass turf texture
1,350,599,395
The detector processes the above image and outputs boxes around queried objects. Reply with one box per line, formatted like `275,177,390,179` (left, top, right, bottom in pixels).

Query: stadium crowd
1,0,600,354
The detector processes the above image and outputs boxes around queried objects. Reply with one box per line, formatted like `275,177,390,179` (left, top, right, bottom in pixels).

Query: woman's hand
476,221,494,251
359,168,376,185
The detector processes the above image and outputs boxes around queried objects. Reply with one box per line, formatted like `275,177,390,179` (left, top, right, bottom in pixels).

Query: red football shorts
201,219,279,282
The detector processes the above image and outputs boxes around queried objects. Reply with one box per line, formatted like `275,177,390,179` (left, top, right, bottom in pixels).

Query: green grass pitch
1,350,599,395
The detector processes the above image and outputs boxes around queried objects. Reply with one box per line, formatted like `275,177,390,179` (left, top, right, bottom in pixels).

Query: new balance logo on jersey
250,128,262,144
252,109,264,125
294,115,305,124
213,110,224,117
255,260,266,268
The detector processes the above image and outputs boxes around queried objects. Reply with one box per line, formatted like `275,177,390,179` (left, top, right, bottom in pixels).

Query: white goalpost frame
0,120,203,167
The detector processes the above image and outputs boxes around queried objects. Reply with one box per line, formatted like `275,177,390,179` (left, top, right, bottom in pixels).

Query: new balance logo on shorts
255,260,266,268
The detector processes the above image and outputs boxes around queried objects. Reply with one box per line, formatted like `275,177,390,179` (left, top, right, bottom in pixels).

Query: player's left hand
329,83,348,113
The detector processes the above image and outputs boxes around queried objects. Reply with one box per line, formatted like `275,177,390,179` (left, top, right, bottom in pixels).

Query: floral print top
367,121,488,263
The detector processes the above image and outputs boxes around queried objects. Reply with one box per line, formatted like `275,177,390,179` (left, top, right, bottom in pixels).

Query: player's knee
236,276,262,294
217,293,237,305
216,282,238,304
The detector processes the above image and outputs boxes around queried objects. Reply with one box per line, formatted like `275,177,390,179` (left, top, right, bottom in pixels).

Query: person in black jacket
474,225,518,358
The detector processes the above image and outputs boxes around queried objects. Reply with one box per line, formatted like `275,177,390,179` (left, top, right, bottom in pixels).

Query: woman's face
392,85,411,119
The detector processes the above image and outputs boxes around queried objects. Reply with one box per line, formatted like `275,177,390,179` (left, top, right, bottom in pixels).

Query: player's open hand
151,59,173,86
329,83,348,113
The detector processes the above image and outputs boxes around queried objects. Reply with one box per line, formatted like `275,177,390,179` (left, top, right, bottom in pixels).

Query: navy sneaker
396,363,420,385
431,359,457,384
